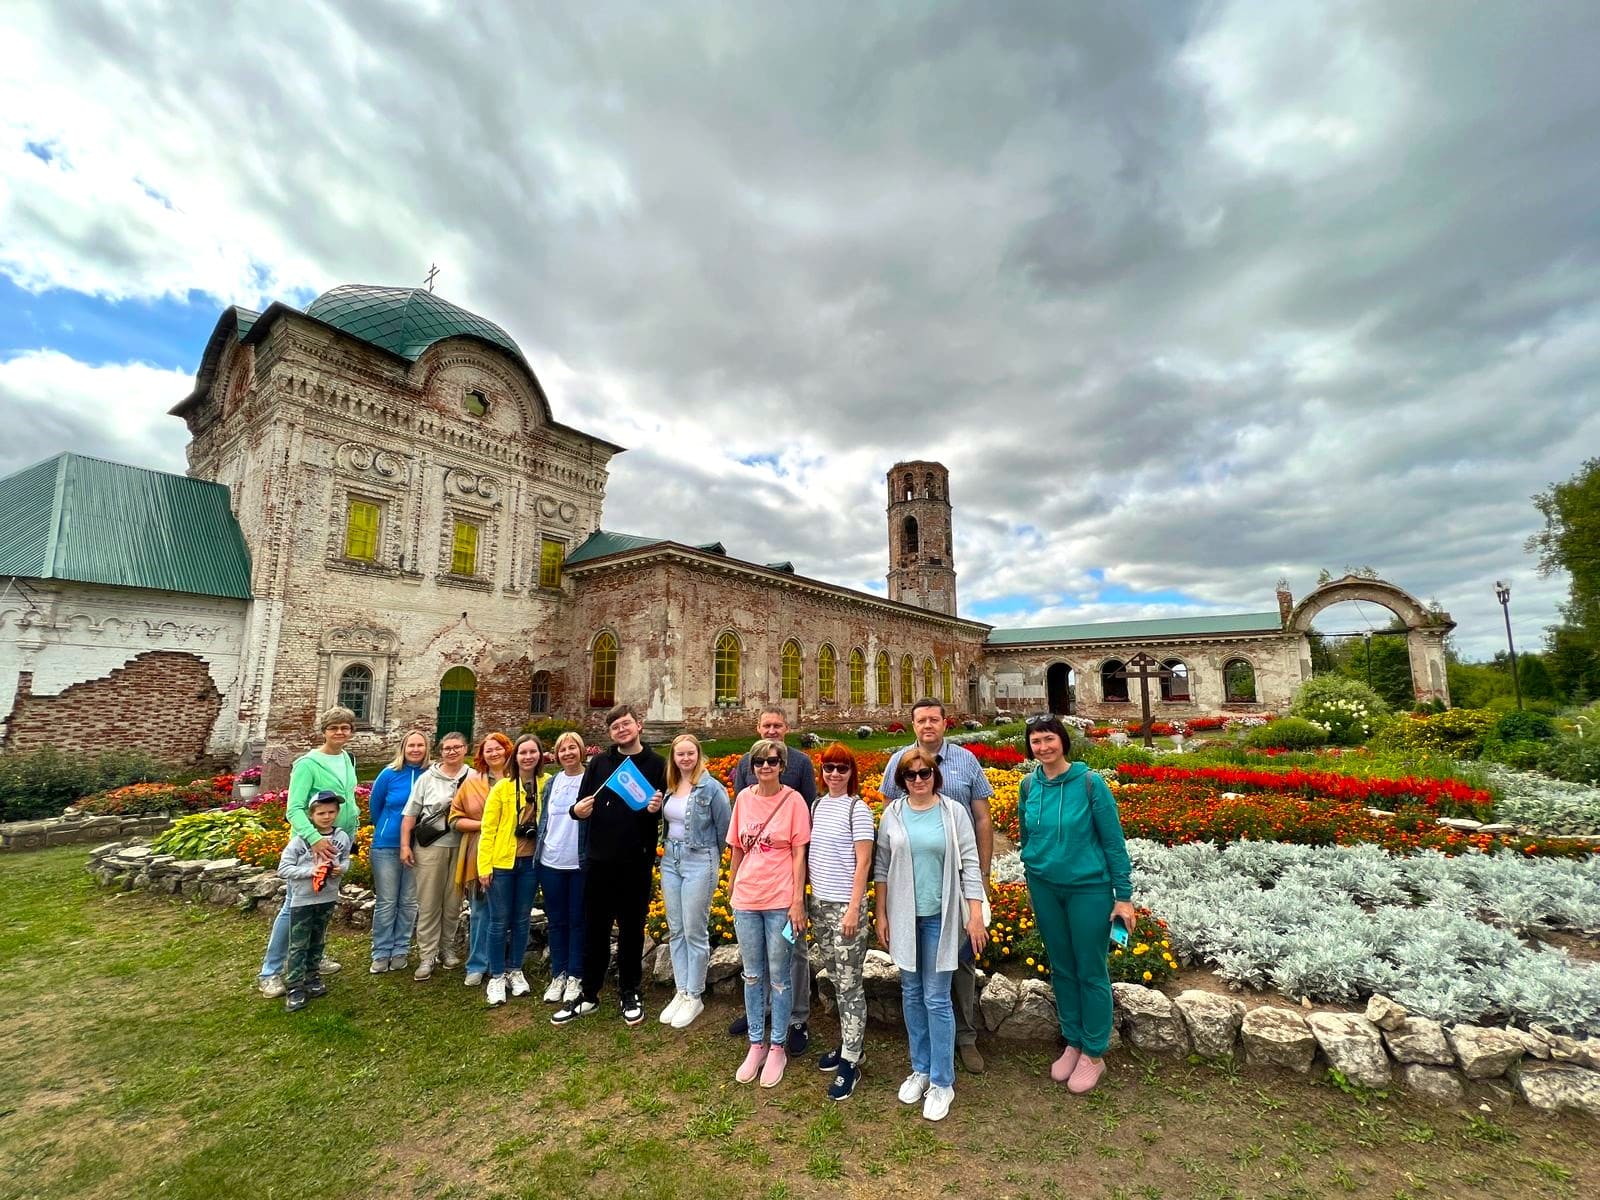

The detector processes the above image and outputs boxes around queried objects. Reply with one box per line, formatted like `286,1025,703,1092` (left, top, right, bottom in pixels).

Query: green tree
1343,633,1414,709
1528,458,1600,703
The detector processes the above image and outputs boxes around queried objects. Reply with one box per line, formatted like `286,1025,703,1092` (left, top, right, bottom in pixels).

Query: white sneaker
544,974,566,1003
486,975,508,1006
671,996,705,1030
464,971,485,987
508,969,531,998
660,992,687,1025
922,1084,955,1122
898,1071,931,1105
563,976,583,1004
318,957,341,975
257,975,286,998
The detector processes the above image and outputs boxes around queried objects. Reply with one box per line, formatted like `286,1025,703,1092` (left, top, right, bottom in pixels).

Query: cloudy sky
2,1,1595,659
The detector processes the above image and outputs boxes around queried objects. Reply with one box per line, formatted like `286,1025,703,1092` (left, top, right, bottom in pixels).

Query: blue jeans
537,861,585,978
465,888,491,976
901,914,956,1088
488,856,537,977
733,908,794,1045
661,841,718,997
369,847,418,962
258,890,293,979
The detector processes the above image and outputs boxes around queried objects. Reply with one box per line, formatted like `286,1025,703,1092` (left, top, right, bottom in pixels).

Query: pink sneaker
735,1043,768,1084
1050,1046,1082,1083
1067,1055,1106,1095
759,1046,788,1088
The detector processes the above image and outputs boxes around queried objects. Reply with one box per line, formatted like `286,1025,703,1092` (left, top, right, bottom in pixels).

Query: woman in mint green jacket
1018,715,1136,1096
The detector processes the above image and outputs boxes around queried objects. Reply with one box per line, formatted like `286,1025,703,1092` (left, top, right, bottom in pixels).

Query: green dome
304,284,523,363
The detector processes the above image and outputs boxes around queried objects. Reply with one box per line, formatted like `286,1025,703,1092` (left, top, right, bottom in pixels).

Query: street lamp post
1362,631,1373,692
1495,580,1523,711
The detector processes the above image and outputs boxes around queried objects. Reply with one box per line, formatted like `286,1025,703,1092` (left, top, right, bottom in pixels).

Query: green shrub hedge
1244,717,1330,750
0,748,172,822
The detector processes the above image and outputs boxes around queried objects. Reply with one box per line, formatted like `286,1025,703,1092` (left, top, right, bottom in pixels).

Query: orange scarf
450,771,492,896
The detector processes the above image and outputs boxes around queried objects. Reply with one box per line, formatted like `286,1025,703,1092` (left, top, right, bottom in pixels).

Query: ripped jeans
733,907,795,1046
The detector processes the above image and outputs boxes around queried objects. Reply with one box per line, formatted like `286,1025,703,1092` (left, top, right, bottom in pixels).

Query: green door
436,667,477,744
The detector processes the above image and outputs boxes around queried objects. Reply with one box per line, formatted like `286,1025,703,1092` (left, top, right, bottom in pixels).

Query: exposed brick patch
4,651,223,762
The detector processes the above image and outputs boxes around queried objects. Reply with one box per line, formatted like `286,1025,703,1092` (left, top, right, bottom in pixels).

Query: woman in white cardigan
873,745,988,1122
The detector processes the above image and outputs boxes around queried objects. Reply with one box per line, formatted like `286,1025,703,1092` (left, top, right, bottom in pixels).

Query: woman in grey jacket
658,734,733,1029
873,746,988,1123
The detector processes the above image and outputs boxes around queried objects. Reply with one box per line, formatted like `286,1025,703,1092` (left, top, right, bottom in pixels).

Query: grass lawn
2,847,1596,1200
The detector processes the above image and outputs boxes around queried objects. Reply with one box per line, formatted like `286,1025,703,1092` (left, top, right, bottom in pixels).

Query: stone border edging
1,811,172,851
84,839,1599,1119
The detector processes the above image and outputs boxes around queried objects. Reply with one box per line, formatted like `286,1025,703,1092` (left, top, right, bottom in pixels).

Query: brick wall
4,651,224,762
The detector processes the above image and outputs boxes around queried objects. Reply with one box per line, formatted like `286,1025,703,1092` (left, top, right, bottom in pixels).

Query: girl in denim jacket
658,734,733,1029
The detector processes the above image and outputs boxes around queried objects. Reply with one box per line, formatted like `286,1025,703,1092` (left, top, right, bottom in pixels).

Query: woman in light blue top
367,731,427,973
873,745,986,1124
658,733,733,1030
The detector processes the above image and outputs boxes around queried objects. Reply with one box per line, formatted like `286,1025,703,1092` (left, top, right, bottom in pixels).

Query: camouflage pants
286,903,333,989
810,898,870,1064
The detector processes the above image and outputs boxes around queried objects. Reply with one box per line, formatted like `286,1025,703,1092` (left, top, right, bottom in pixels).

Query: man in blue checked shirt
881,697,994,1073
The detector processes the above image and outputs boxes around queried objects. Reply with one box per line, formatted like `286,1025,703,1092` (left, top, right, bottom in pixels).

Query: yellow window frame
344,498,380,562
451,520,480,576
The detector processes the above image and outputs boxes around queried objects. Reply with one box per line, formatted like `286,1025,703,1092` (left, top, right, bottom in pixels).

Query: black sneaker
786,1022,810,1056
285,989,308,1013
827,1059,861,1101
818,1047,843,1073
728,1013,749,1037
622,993,645,1026
304,977,327,999
551,999,598,1026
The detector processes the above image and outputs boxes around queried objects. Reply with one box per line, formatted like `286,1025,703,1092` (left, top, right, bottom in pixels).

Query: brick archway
1287,576,1455,705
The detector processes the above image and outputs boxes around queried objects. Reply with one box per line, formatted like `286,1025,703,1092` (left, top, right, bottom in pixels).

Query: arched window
590,632,618,707
529,670,550,714
900,655,914,705
1101,659,1129,703
940,659,953,706
1160,659,1191,701
437,666,476,743
1224,658,1257,703
337,663,372,722
818,644,837,703
903,515,919,555
714,632,741,705
780,640,802,700
848,649,866,706
923,657,935,699
875,652,891,706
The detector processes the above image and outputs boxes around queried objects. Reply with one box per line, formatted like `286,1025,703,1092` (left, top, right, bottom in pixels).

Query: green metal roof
987,611,1283,645
0,454,253,600
304,284,524,363
564,530,670,565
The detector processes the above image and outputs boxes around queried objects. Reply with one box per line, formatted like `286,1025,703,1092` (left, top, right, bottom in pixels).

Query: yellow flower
1025,957,1035,966
1142,970,1153,981
1132,945,1148,956
1112,948,1123,957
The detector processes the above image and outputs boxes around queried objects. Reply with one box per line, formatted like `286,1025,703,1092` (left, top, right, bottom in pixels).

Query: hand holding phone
1109,918,1130,949
781,919,797,944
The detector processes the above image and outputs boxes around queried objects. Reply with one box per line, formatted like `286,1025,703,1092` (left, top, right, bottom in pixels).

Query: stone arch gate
1286,576,1454,705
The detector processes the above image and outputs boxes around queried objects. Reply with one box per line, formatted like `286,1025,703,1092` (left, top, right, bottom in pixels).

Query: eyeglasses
820,763,851,774
752,756,783,767
903,767,935,782
1025,714,1056,727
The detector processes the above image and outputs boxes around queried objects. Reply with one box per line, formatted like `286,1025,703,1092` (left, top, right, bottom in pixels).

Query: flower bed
1114,761,1495,820
981,885,1176,986
74,780,217,817
1485,766,1600,836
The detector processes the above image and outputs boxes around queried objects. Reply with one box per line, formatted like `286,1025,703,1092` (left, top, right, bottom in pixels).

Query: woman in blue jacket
367,731,428,973
658,733,733,1030
1019,715,1136,1095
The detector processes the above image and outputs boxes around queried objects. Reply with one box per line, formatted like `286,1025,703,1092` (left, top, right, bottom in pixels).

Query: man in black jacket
552,703,666,1027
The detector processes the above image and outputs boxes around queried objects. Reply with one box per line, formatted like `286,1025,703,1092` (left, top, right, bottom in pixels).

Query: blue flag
602,755,655,811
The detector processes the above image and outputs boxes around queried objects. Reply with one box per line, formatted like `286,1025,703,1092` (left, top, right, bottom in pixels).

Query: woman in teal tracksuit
1018,715,1137,1096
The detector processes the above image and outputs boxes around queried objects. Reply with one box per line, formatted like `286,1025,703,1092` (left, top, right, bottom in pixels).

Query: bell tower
887,461,957,616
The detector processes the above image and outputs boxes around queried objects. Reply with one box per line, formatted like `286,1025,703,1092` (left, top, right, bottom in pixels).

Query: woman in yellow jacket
478,733,544,1006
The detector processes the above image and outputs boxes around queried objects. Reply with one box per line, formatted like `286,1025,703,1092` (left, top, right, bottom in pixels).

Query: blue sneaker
818,1047,842,1072
827,1059,861,1101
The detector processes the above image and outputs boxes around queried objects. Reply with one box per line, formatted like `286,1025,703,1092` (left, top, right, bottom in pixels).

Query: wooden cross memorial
1113,652,1173,748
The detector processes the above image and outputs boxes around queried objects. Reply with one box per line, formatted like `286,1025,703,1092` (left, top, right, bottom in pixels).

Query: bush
1245,717,1330,751
1290,677,1388,745
1077,740,1156,770
0,747,173,822
1540,735,1600,787
1493,710,1556,742
1373,708,1497,757
152,809,272,859
520,718,580,743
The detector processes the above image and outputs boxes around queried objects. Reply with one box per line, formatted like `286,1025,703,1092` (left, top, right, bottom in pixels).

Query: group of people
259,697,1134,1118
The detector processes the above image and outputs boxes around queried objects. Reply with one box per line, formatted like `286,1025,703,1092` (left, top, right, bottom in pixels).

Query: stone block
652,944,674,986
1448,1025,1526,1080
979,971,1019,1032
1113,983,1190,1055
1173,990,1245,1059
1307,1012,1390,1089
1383,1017,1453,1066
998,979,1058,1041
1241,1006,1316,1073
1518,1062,1600,1119
1364,993,1408,1031
1399,1064,1464,1103
706,944,743,985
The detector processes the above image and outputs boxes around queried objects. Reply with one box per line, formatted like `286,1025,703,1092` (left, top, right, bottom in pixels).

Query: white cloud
0,350,191,472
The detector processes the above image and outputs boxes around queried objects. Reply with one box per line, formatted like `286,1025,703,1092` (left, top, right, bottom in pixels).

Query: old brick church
0,284,1452,765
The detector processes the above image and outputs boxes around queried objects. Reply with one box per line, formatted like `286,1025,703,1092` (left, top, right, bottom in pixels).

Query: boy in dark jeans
277,791,353,1012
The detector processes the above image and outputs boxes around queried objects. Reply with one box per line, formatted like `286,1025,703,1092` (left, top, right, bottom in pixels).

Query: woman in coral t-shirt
726,737,811,1088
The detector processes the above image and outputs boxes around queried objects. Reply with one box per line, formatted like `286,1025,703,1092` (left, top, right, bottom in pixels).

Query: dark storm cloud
4,0,1599,654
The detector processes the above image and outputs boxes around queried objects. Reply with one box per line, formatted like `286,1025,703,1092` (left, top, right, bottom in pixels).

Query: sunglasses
752,756,783,767
903,767,935,782
1025,714,1058,727
820,763,851,774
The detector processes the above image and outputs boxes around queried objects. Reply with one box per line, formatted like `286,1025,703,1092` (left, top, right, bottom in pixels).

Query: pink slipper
1050,1046,1082,1083
760,1046,788,1088
735,1043,768,1084
1067,1055,1106,1095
